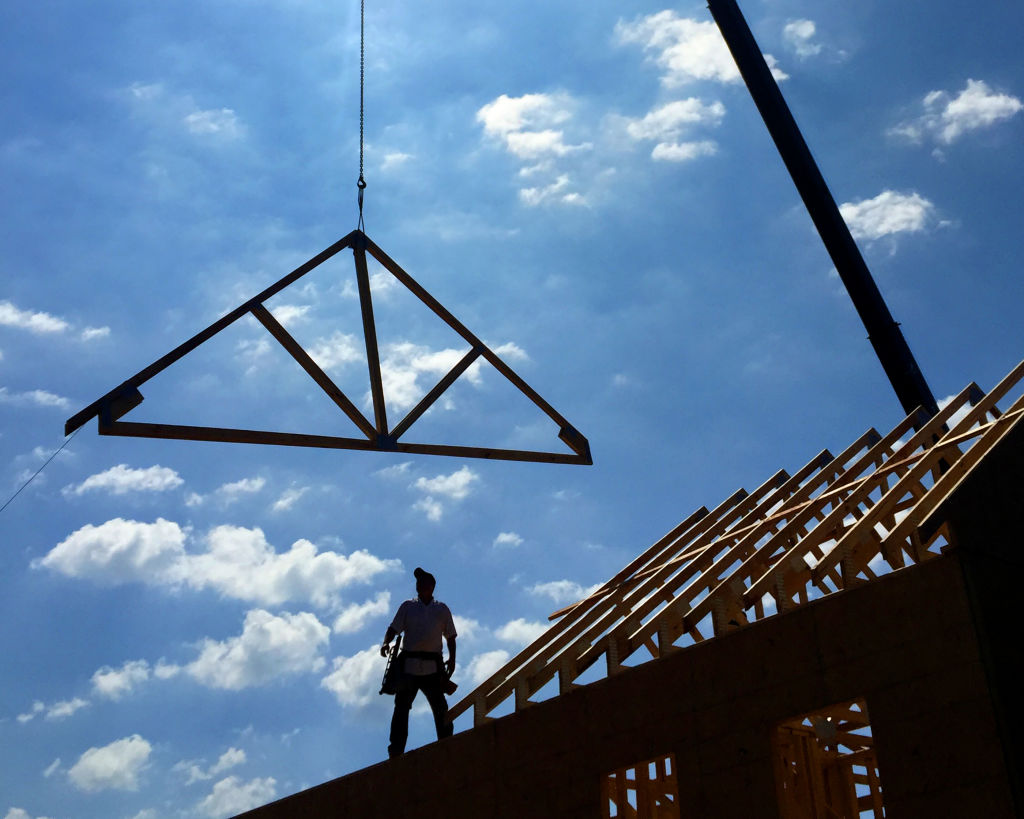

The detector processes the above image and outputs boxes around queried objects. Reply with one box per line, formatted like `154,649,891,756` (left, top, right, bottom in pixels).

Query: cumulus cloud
625,98,725,141
308,331,363,372
466,650,510,685
80,326,111,341
839,190,936,241
477,93,589,206
271,486,308,513
268,304,310,325
0,387,71,410
622,98,725,161
38,519,400,608
494,618,547,646
890,79,1022,147
412,466,479,521
68,735,151,792
783,19,822,58
493,532,523,548
92,660,151,700
528,579,603,606
0,300,69,334
616,10,787,86
332,591,391,634
321,646,383,708
18,697,89,723
38,518,187,584
196,776,276,819
63,464,184,497
218,476,266,499
186,609,330,690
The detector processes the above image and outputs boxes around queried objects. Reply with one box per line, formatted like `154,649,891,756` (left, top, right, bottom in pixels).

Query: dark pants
388,673,453,757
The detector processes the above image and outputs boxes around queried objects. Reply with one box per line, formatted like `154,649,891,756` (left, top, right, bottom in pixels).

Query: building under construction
235,361,1023,818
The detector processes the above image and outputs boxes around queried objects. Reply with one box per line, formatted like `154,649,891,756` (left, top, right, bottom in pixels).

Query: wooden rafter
64,230,591,466
450,358,1024,726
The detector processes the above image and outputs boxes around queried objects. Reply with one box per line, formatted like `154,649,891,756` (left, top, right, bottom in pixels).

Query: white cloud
186,609,330,690
625,99,725,141
616,10,787,86
63,464,184,497
477,93,572,138
181,525,399,607
466,650,510,685
321,646,384,708
520,174,587,207
493,531,523,548
176,748,247,785
80,326,111,341
308,331,363,372
413,497,444,522
0,387,71,410
528,579,602,605
451,615,482,643
43,758,62,778
38,518,187,584
46,698,89,720
839,190,936,240
374,461,412,479
495,617,547,646
783,19,822,58
184,108,243,139
92,660,150,700
68,735,151,792
477,93,589,205
197,776,276,819
218,476,266,499
268,304,310,325
332,591,391,634
39,519,400,608
413,466,479,500
412,466,479,520
651,140,719,162
0,300,69,334
504,130,590,160
891,79,1022,146
271,486,308,513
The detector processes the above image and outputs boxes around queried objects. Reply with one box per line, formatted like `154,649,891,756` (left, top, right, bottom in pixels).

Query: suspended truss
450,358,1024,726
64,230,590,465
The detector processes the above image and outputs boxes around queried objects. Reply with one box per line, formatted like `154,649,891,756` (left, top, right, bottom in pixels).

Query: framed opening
601,752,680,818
774,697,884,818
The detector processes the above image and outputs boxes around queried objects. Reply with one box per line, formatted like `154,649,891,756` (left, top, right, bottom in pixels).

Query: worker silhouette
380,567,457,757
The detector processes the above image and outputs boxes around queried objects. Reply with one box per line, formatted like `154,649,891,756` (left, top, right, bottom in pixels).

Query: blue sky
2,0,1022,816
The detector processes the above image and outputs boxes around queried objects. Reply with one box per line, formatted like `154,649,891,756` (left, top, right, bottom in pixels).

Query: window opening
602,752,680,818
774,697,884,818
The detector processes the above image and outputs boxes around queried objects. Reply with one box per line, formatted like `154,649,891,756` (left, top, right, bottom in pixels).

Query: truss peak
65,230,591,466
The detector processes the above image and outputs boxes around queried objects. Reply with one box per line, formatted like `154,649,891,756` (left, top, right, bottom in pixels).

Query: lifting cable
0,427,80,517
356,0,367,230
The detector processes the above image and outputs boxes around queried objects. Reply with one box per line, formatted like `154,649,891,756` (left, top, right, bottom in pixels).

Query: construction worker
380,567,457,757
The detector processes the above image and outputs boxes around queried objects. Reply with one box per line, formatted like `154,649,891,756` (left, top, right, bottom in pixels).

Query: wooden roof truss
450,358,1024,726
64,230,591,466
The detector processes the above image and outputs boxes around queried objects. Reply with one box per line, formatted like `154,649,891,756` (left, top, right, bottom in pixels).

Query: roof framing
450,358,1024,726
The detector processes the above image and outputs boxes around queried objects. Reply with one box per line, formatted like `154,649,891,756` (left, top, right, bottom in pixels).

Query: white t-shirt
390,597,457,676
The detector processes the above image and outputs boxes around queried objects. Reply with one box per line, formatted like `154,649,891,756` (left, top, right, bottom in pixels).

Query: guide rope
0,428,80,517
357,0,366,231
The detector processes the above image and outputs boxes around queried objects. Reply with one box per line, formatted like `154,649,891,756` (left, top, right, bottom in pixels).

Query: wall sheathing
236,548,1016,818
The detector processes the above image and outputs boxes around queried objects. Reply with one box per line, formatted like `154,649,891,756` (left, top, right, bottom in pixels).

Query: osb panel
236,553,1013,819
